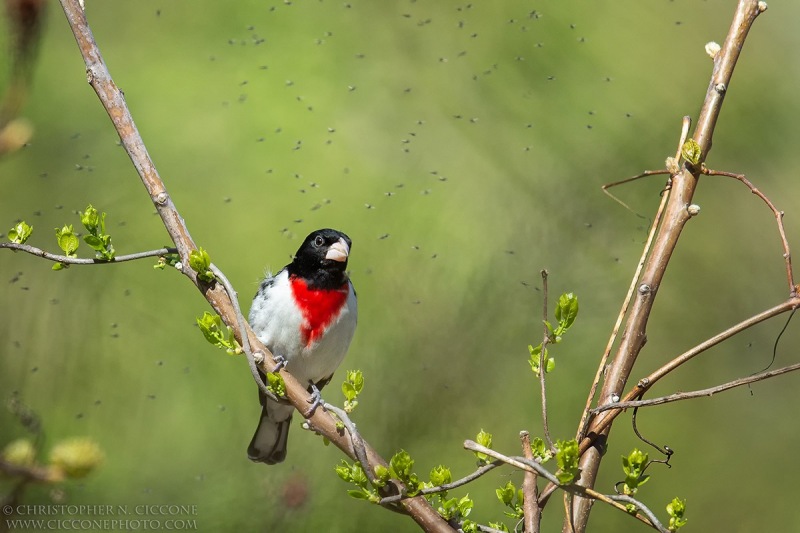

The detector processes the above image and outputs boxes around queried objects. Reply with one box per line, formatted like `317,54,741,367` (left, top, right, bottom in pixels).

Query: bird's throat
289,275,349,347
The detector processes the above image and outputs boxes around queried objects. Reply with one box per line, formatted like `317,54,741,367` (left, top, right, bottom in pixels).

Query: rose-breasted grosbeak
247,228,357,464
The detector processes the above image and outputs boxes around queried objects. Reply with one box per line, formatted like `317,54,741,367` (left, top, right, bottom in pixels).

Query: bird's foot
270,354,287,373
304,383,326,418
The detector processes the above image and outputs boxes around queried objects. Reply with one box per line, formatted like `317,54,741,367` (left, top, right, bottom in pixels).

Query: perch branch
57,1,452,530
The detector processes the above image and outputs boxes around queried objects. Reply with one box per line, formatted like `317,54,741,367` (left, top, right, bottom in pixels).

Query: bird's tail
248,405,292,465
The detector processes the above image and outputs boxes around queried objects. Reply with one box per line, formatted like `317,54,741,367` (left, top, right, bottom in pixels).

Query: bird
247,228,357,464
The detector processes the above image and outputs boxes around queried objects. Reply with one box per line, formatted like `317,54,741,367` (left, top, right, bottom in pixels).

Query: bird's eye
314,235,325,247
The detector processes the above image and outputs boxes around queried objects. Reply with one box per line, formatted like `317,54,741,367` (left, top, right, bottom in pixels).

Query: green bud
2,438,36,467
55,225,79,256
49,437,104,479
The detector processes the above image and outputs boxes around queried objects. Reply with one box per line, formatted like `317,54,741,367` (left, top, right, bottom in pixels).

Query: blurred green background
2,0,800,531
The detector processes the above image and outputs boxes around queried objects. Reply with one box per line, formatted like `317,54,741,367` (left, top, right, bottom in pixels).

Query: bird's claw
304,383,325,418
270,354,287,373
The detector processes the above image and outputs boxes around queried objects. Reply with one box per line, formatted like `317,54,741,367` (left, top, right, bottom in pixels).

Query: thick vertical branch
566,2,767,531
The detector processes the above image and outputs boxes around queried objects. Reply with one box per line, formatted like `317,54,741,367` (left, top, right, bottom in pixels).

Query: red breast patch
290,276,349,347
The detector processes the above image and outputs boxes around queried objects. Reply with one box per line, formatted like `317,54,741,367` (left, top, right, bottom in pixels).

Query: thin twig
323,403,373,484
0,242,177,264
607,495,669,533
538,270,553,451
0,459,59,483
475,525,508,533
582,296,799,450
379,460,503,506
702,167,796,296
462,441,668,532
577,117,691,443
208,263,277,401
592,360,800,413
600,170,671,216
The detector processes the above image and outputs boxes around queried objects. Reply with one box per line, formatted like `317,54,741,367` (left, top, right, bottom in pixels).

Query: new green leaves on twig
473,429,493,465
8,221,32,244
620,448,650,496
496,480,524,520
189,247,215,282
153,252,180,270
666,497,688,531
196,311,241,355
681,139,702,166
53,225,79,271
341,370,364,413
336,450,476,531
52,204,115,270
555,438,581,484
529,292,579,376
80,204,115,260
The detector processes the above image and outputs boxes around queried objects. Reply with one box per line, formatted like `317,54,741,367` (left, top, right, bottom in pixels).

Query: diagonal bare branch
55,1,453,530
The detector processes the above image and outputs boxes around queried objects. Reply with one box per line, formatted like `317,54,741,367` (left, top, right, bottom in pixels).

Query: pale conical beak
325,238,350,262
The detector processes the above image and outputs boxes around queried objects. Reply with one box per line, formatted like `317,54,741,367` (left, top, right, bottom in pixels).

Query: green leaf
83,234,103,248
621,448,650,494
488,523,509,532
8,221,33,244
80,205,100,233
555,292,579,332
681,139,702,165
389,450,414,481
530,437,552,462
342,370,364,412
474,429,493,463
460,520,477,533
429,465,452,488
154,253,180,270
189,248,215,282
196,312,241,355
52,262,67,271
528,344,554,377
77,206,114,260
495,481,515,506
335,460,352,482
266,372,286,397
55,225,79,256
347,489,370,500
667,497,688,531
457,494,473,518
555,439,581,484
373,464,390,486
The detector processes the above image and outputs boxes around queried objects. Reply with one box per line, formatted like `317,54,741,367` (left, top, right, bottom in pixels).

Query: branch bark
566,1,768,531
56,1,453,531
